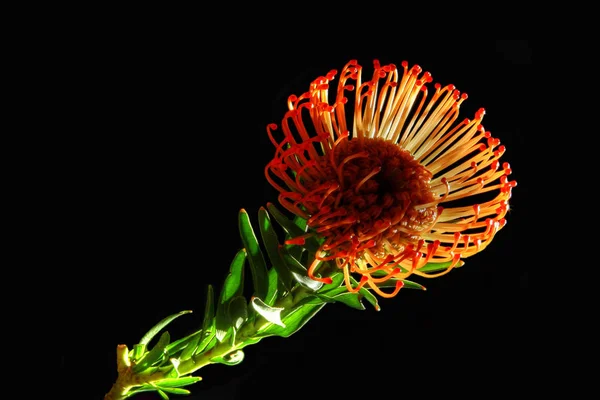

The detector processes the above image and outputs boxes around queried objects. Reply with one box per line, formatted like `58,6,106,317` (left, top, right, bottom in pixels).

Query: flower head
265,59,516,298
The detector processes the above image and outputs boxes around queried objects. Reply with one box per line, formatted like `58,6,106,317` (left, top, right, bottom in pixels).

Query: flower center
309,137,438,258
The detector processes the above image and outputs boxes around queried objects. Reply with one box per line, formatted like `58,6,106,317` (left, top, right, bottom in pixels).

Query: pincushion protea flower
265,59,516,299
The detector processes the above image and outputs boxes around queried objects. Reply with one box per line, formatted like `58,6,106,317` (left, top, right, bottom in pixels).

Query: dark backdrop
57,36,532,400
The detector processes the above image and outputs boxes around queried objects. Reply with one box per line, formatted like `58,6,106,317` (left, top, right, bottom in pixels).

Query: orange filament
266,59,516,298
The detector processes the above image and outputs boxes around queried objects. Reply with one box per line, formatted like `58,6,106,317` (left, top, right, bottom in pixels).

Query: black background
57,36,532,400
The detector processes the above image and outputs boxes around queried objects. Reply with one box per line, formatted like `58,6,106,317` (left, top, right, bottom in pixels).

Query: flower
265,59,516,299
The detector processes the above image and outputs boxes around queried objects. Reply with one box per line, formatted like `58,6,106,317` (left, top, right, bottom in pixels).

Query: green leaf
132,344,146,362
180,285,214,360
280,248,309,275
157,389,169,400
155,376,202,388
125,385,163,398
165,331,200,359
228,296,248,331
220,249,246,303
329,292,366,310
202,284,215,332
258,207,293,291
175,331,201,361
314,289,366,310
215,249,246,342
239,209,269,300
291,271,323,291
196,334,217,357
257,302,326,338
133,331,170,373
378,278,427,290
281,250,323,291
313,286,365,310
137,366,159,376
266,202,321,253
156,387,191,395
418,259,465,273
264,267,279,306
318,271,344,293
349,276,381,311
251,297,285,327
293,215,308,231
197,285,216,353
138,310,192,347
211,349,245,366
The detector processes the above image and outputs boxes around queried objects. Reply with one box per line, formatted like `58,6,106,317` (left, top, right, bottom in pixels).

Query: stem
104,278,326,400
176,281,315,376
104,345,166,400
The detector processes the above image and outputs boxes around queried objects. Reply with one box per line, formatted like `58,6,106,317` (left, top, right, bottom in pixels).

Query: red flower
266,59,516,298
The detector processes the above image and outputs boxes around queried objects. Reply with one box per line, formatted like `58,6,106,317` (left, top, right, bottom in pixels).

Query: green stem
104,345,166,400
104,278,325,400
176,281,315,376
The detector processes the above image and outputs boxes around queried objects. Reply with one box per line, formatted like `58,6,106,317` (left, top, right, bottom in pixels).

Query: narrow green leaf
418,259,465,273
239,209,269,300
259,207,293,291
123,386,154,398
156,387,191,395
285,242,305,262
165,368,179,379
314,289,365,310
291,271,323,291
266,202,321,253
137,366,159,376
154,377,202,388
281,250,324,291
211,349,245,366
132,344,146,362
138,310,192,347
228,296,248,331
126,385,162,397
378,278,427,290
202,284,215,332
251,297,285,327
280,248,309,275
293,215,308,231
198,285,216,351
176,331,201,361
133,331,170,373
257,302,326,338
220,249,246,304
196,334,217,356
214,311,230,343
316,286,348,298
180,285,214,360
264,267,279,306
157,389,169,400
165,331,200,358
215,249,246,342
318,271,344,293
332,292,365,310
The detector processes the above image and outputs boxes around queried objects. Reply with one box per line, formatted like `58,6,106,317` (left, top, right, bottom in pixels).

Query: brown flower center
308,137,438,258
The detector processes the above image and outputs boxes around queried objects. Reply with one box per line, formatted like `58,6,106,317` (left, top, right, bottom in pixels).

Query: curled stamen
369,280,404,298
355,166,382,194
416,177,449,209
265,58,515,299
307,255,333,284
336,151,369,185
